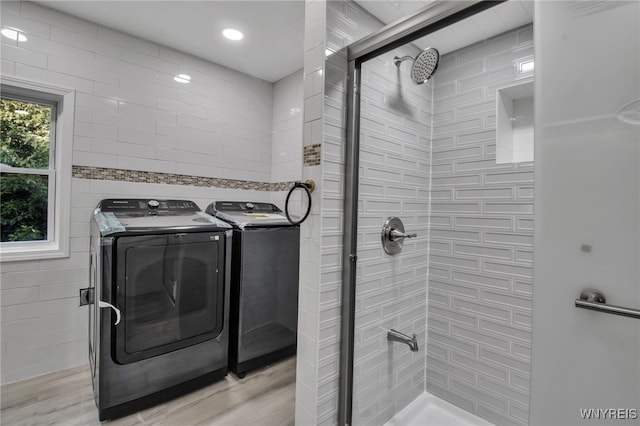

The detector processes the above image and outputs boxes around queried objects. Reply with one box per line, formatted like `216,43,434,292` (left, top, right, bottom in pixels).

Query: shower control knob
390,229,417,241
381,217,416,255
148,200,160,209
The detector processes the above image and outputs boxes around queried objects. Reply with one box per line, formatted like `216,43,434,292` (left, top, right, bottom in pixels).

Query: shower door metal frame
338,2,505,425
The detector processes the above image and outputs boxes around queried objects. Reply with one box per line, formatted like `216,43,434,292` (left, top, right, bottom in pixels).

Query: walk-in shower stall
327,1,640,425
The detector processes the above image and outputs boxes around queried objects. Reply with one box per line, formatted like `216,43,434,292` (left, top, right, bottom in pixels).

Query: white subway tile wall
295,1,327,424
2,1,274,182
426,25,534,426
0,1,303,384
271,70,303,184
270,69,304,214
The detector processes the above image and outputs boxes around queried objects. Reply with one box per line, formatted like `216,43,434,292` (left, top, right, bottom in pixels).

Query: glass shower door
349,7,537,424
350,49,433,425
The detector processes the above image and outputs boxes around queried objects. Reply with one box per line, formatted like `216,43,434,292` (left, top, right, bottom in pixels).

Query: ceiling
33,1,306,83
32,1,533,83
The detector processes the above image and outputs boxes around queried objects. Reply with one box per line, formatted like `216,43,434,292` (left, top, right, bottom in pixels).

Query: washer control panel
213,201,282,213
99,199,200,212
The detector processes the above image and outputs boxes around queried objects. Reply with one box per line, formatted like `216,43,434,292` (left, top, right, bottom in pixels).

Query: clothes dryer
88,199,232,420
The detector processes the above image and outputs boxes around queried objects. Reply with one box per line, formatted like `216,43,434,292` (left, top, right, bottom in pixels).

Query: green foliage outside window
1,98,52,242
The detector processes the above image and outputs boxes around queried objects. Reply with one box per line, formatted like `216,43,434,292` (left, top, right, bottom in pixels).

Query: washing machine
205,201,300,377
88,199,232,420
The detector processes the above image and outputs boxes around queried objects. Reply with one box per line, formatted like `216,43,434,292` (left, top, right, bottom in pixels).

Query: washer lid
206,201,293,228
93,199,231,235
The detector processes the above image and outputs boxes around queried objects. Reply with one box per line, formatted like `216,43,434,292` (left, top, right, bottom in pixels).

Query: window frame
1,76,75,262
1,94,57,243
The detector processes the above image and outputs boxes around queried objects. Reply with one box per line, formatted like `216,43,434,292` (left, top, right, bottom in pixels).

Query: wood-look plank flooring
0,357,296,425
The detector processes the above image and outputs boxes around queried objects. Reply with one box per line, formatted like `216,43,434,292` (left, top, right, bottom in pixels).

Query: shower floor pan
384,392,494,426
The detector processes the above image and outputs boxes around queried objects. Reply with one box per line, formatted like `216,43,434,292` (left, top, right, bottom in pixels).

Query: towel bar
575,289,640,319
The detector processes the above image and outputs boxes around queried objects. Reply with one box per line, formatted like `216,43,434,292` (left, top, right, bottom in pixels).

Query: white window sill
0,242,69,262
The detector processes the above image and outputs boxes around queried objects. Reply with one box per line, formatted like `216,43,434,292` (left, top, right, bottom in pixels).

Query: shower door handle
98,300,122,325
575,289,640,319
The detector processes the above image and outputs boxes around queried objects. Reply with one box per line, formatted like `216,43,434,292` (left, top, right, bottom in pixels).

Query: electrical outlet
79,288,94,306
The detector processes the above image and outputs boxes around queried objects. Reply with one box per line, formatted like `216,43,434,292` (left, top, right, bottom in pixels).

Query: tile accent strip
72,166,296,192
303,144,322,166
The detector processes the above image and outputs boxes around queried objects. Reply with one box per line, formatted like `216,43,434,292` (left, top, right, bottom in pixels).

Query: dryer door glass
114,231,225,364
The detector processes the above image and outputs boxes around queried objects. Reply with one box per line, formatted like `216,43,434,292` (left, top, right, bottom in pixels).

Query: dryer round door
113,231,225,364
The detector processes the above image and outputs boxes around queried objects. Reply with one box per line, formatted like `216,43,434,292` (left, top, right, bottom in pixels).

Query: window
0,76,74,261
1,96,55,242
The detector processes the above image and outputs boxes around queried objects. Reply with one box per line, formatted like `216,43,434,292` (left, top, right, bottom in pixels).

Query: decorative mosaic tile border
72,166,296,192
303,144,322,167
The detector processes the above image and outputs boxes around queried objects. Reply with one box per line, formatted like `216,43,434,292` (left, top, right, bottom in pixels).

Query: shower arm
393,55,414,67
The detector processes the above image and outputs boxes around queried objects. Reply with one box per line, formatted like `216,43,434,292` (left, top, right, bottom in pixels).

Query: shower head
393,47,440,85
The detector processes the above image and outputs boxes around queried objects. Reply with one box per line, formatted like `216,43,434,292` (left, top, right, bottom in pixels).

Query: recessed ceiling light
174,73,191,83
222,28,243,41
1,28,27,42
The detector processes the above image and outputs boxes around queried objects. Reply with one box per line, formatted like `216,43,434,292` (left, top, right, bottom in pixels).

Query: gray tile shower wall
426,25,534,426
351,52,432,426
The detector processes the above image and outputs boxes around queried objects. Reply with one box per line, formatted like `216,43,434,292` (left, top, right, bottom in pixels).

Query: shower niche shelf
496,80,534,164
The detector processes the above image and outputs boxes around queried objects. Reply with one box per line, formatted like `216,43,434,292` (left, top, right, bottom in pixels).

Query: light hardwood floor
0,357,296,425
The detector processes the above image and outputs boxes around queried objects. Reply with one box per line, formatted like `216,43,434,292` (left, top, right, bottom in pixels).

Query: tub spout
387,329,419,352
